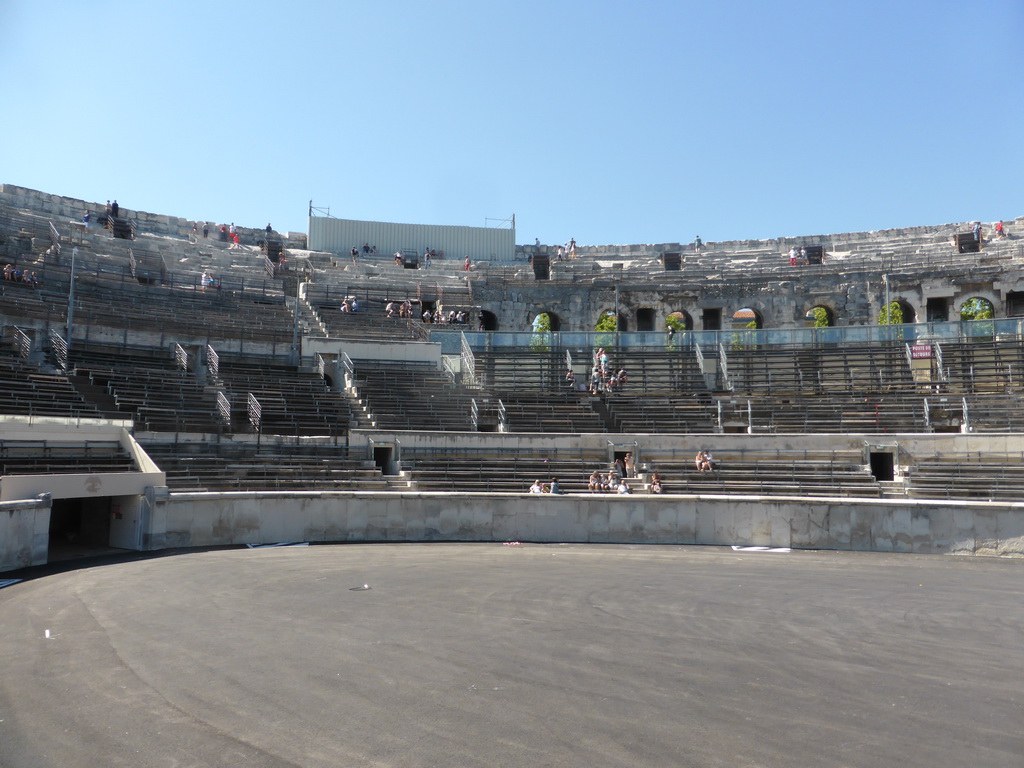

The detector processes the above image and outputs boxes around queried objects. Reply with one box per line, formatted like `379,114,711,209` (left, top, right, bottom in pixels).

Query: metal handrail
207,344,220,379
718,343,732,391
216,391,231,428
248,392,262,432
173,343,189,371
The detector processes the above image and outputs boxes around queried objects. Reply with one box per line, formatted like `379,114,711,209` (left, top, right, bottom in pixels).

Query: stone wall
0,498,50,571
147,490,1024,557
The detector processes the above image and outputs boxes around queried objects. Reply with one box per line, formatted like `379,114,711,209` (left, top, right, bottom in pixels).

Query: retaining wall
148,491,1024,557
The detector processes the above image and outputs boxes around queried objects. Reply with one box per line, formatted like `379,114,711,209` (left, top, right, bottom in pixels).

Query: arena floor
0,543,1021,768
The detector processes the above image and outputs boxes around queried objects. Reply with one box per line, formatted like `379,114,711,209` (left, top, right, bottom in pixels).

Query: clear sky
2,0,1021,246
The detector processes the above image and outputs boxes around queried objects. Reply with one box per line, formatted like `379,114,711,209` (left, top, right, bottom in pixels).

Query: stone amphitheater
1,183,1023,571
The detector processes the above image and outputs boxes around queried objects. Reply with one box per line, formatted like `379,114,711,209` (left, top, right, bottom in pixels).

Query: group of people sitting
422,308,470,325
3,264,39,286
694,450,715,472
339,297,360,313
529,477,563,494
386,300,415,318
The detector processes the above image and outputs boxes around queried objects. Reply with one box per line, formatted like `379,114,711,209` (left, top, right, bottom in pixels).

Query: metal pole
66,246,78,350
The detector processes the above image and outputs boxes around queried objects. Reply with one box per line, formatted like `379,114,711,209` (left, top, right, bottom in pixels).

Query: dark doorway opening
373,446,395,475
479,310,498,331
47,497,115,562
702,308,722,331
869,452,895,482
926,298,949,323
636,308,656,332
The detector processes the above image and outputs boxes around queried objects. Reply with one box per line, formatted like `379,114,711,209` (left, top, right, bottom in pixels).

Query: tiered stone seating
641,447,881,497
605,396,719,433
0,439,135,475
496,391,607,433
67,342,223,433
0,349,103,419
905,454,1024,501
140,442,388,492
401,447,607,493
350,359,476,431
213,353,353,437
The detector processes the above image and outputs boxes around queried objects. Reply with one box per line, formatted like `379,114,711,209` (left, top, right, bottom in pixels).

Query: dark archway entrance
479,310,498,331
636,308,656,332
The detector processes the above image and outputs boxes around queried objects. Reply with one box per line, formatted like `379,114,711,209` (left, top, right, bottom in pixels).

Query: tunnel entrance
47,497,119,563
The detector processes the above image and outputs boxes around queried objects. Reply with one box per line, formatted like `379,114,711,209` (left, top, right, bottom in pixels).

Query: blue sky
2,0,1021,246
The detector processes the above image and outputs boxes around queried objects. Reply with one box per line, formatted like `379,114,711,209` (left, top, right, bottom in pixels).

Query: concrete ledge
147,490,1024,557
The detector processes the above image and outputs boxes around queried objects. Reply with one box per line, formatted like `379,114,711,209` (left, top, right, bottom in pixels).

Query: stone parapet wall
147,490,1024,557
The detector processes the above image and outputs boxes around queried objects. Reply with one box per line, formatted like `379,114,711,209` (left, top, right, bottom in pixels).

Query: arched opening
666,310,693,331
731,307,763,329
595,310,618,332
805,305,835,327
532,311,561,332
959,297,994,321
879,299,916,325
479,310,498,331
636,307,656,332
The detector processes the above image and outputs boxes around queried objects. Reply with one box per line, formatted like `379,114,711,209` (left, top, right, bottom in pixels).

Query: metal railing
433,317,1024,354
934,342,948,382
248,392,262,432
216,391,231,429
48,328,67,371
47,221,62,256
718,343,732,391
460,331,478,386
173,343,189,371
207,344,220,379
470,398,479,431
340,351,355,381
12,327,31,359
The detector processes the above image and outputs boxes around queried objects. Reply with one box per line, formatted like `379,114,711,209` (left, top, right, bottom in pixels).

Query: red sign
911,344,932,359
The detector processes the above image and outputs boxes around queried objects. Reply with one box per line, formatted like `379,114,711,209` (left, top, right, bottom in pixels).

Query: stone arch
805,304,836,327
531,311,561,332
731,307,764,330
665,310,693,331
958,295,996,321
595,310,625,332
880,298,917,325
479,310,498,331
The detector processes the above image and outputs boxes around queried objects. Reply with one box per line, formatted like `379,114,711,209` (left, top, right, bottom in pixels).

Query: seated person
549,477,563,494
588,471,602,493
649,472,663,494
695,450,707,472
385,301,396,318
616,479,631,494
529,480,543,494
605,471,619,491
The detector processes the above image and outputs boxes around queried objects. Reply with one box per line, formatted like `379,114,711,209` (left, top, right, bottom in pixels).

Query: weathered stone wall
0,498,50,571
146,490,1024,557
